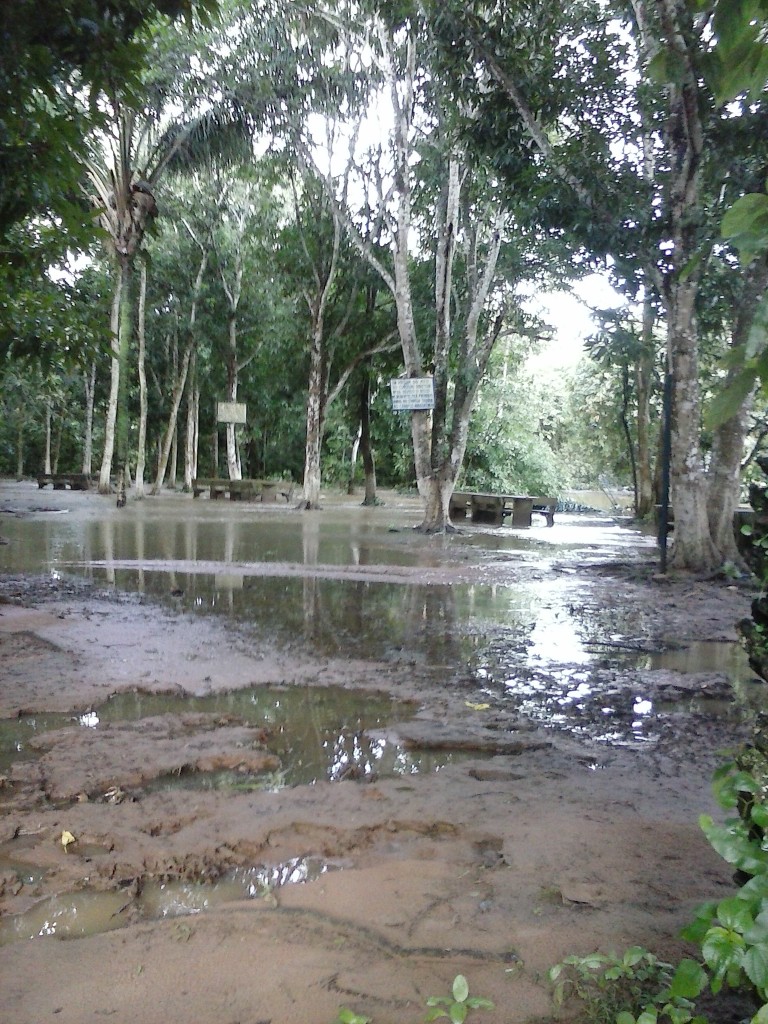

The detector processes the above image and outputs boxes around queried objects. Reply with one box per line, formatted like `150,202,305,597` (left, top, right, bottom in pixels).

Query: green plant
335,1011,371,1024
333,975,493,1024
548,947,707,1024
424,974,494,1023
680,759,768,1020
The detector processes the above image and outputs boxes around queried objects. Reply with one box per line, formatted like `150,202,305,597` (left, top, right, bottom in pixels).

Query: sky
524,273,624,371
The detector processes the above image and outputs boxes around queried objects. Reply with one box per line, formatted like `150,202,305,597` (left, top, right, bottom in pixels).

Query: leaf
452,976,469,1003
722,194,768,264
717,895,755,932
464,701,490,711
449,1004,467,1024
746,290,768,359
668,958,708,1000
636,1010,658,1024
704,366,758,429
702,925,745,979
744,942,768,990
752,1001,768,1022
616,1013,637,1024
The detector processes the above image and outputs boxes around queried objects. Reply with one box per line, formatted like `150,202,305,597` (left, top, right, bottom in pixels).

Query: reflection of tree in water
400,584,460,666
558,597,654,663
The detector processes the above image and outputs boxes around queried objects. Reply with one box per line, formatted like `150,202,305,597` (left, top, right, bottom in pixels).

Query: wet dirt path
0,481,761,1024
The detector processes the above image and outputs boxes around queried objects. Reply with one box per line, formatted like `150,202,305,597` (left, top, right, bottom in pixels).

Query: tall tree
426,0,768,568
286,4,516,529
84,32,254,505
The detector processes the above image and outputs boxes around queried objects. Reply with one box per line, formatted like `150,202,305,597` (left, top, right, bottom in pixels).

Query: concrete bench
449,491,556,528
192,478,295,502
37,473,92,491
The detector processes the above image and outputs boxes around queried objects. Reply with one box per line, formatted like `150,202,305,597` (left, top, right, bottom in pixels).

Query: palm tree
85,83,253,504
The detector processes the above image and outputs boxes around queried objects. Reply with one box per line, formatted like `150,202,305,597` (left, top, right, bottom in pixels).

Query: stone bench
192,478,295,503
37,473,92,491
449,491,556,528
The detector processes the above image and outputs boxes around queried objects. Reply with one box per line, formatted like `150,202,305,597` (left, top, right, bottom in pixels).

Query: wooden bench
37,473,92,491
192,478,295,503
449,491,556,528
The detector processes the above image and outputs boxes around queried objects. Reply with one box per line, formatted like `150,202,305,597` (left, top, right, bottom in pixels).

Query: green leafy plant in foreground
548,947,707,1024
550,754,768,1023
424,974,494,1022
334,974,493,1024
679,759,768,1021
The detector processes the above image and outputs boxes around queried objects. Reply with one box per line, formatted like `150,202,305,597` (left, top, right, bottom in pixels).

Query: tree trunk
98,271,122,495
82,360,96,477
44,399,52,475
184,349,198,491
135,258,148,499
348,423,361,494
665,275,718,568
651,0,719,569
635,288,655,518
301,321,325,509
359,375,378,505
152,346,193,493
169,428,178,488
52,413,62,473
15,414,24,480
152,249,207,493
114,254,134,507
707,259,768,563
708,397,752,565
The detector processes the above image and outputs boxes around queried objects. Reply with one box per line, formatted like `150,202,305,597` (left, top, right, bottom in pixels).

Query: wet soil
0,481,762,1024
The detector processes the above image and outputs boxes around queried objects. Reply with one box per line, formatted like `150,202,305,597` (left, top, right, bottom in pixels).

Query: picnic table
37,473,92,491
191,478,294,502
449,491,556,528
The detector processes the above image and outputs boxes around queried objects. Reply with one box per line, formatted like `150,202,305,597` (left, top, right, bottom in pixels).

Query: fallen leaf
60,830,77,852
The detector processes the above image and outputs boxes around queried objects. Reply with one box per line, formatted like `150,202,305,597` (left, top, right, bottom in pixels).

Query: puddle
476,640,763,747
1,492,759,751
0,496,655,666
0,685,469,787
0,856,335,945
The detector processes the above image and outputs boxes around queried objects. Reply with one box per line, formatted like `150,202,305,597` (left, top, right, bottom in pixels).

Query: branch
460,18,594,207
326,333,401,407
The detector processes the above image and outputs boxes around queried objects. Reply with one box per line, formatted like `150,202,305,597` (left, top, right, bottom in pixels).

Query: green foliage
549,948,707,1024
334,1010,371,1024
334,975,493,1024
424,974,494,1023
681,760,768,1007
549,749,768,1024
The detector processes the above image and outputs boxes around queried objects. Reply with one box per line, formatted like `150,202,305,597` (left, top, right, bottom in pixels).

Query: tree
425,0,768,569
0,0,216,300
83,27,254,505
279,4,519,530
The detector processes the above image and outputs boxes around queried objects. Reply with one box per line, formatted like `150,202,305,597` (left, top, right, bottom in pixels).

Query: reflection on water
0,494,654,667
0,856,336,944
476,640,762,747
2,489,759,750
0,685,468,786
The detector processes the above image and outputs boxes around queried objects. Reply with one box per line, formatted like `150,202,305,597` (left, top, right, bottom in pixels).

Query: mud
0,480,762,1024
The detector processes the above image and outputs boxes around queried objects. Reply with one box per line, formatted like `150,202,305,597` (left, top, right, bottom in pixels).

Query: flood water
0,484,762,944
0,485,760,751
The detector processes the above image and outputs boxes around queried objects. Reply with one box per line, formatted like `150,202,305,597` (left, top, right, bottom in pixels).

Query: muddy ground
0,481,762,1024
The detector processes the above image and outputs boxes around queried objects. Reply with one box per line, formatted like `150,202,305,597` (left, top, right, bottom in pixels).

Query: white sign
390,377,435,412
217,401,247,424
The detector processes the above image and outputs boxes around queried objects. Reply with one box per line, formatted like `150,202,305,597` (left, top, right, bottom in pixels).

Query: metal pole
658,361,673,573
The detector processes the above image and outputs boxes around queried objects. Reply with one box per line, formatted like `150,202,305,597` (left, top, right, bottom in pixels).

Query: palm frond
152,100,255,181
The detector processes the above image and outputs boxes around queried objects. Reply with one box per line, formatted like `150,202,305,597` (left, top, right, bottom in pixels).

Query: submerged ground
0,480,761,1024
